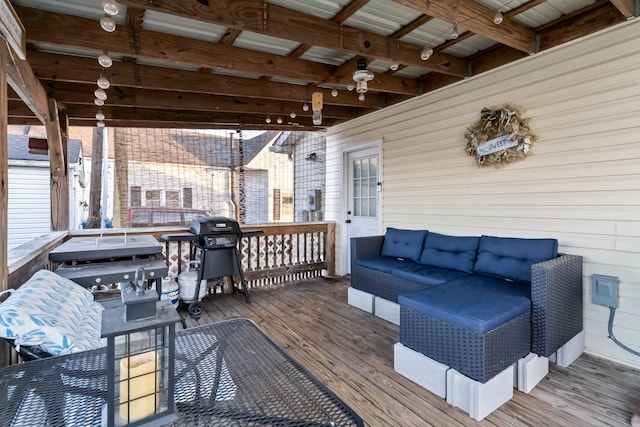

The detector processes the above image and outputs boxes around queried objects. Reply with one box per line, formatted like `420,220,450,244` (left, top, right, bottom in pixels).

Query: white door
345,147,380,273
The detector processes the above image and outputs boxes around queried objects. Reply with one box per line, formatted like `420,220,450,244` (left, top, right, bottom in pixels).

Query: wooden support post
43,98,65,177
49,106,69,231
1,42,9,293
86,127,103,229
325,222,335,277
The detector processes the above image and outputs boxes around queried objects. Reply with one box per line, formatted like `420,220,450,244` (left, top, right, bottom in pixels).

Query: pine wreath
464,105,537,167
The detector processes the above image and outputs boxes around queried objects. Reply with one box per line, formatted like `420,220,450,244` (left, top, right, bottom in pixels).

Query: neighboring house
7,134,85,250
110,129,294,226
270,132,326,222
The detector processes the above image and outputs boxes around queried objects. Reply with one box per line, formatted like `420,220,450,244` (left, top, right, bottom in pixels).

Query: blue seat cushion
418,232,479,273
474,236,558,284
398,276,531,333
380,228,427,262
355,256,411,274
392,263,469,286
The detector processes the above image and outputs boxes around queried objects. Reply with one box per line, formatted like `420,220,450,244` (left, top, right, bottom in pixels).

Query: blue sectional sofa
349,228,584,413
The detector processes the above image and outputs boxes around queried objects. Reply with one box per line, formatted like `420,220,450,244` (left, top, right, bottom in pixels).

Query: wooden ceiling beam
8,101,335,129
117,0,466,76
16,6,419,96
607,0,636,17
332,0,370,23
9,116,326,131
390,15,433,40
537,0,626,49
38,81,360,118
27,51,387,107
2,41,49,124
393,0,536,53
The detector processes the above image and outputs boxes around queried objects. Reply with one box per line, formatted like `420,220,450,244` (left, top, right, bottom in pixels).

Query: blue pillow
380,228,427,262
474,236,558,284
418,232,479,273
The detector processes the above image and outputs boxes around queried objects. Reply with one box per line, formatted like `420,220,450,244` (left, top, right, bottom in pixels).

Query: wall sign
0,0,26,60
464,105,537,167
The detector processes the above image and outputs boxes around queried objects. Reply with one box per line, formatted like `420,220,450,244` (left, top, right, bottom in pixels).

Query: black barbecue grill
187,217,258,317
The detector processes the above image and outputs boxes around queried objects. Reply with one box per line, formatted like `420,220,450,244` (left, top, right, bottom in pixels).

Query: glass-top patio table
0,318,364,426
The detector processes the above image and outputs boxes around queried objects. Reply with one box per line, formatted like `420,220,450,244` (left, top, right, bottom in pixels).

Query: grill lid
190,217,241,236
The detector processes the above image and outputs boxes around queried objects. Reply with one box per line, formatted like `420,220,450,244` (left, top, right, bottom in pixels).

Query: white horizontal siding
326,20,640,369
7,166,51,250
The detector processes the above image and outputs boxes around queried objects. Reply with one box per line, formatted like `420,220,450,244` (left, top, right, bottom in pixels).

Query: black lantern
101,284,180,426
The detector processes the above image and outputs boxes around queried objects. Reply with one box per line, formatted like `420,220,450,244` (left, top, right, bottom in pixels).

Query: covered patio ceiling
6,0,634,131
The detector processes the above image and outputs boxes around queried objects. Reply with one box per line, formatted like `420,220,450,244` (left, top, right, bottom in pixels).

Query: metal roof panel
233,31,300,56
342,0,423,36
142,10,227,43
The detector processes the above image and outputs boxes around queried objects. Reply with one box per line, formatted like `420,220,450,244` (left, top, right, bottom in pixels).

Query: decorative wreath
464,105,537,167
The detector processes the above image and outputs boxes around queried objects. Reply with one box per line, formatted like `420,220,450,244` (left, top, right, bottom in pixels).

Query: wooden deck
183,276,639,427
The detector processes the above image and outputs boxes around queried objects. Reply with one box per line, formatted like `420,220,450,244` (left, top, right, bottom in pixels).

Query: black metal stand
188,245,251,318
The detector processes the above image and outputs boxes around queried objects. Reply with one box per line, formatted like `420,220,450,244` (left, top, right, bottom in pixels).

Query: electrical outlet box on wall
591,274,619,308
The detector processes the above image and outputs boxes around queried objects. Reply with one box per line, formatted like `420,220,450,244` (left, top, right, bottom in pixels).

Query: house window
130,186,142,207
145,190,161,207
183,188,193,208
166,191,180,208
353,157,377,217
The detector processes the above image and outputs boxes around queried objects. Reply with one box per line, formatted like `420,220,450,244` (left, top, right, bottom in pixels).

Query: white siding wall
326,20,640,369
7,164,51,250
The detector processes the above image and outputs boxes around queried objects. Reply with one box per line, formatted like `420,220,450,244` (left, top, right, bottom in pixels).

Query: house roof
8,134,83,163
6,0,633,130
123,129,281,167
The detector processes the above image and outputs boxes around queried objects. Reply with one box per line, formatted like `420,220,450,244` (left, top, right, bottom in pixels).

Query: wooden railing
7,222,336,289
162,222,336,287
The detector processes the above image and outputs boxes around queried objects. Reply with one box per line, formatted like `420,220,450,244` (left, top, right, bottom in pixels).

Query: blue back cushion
380,228,427,262
474,236,558,284
418,232,479,273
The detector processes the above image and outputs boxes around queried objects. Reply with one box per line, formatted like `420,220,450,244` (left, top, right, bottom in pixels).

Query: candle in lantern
119,351,159,422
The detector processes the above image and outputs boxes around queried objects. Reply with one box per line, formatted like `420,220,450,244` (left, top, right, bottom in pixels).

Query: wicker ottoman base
400,306,531,383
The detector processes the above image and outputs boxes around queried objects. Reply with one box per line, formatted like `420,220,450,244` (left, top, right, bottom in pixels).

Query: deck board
181,276,640,427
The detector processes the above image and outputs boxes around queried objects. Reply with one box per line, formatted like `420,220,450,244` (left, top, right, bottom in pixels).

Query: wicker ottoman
398,276,532,383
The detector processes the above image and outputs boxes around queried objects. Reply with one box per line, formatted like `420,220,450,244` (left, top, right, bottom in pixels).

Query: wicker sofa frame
350,234,584,374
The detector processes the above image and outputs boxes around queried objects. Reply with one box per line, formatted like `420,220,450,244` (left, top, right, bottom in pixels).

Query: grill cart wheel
188,301,202,318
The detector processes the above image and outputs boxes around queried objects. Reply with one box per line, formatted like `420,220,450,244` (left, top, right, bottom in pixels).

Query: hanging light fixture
331,88,338,97
389,62,399,71
98,52,113,68
96,111,106,121
353,58,374,94
97,121,106,127
420,47,434,61
97,75,111,89
493,10,504,24
302,103,309,112
94,88,108,101
290,112,296,118
94,98,105,106
276,117,283,124
101,0,120,15
265,116,271,124
451,23,459,40
358,93,365,102
100,15,117,32
346,84,354,91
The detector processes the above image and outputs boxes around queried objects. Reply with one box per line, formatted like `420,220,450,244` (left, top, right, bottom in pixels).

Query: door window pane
352,155,378,218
